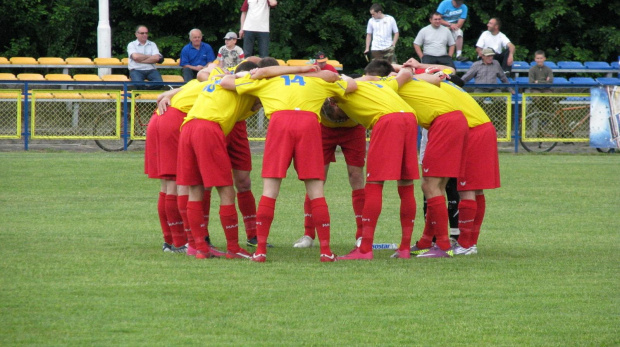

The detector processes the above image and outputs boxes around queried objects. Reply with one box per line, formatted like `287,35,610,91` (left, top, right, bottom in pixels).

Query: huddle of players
145,55,500,262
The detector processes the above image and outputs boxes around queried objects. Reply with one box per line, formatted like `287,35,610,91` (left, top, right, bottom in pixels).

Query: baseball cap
224,32,238,40
314,51,328,63
482,48,496,56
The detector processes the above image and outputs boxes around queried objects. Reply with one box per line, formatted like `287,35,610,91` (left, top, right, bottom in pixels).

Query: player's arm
401,57,456,75
340,75,358,93
156,88,182,114
412,73,441,86
394,66,414,88
250,65,319,79
196,62,220,81
298,70,340,82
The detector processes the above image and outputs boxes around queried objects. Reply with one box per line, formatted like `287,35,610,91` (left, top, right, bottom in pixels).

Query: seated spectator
528,50,553,93
461,48,513,93
437,0,468,61
127,25,164,90
313,51,338,73
179,28,216,82
413,12,456,69
217,32,245,70
475,17,515,73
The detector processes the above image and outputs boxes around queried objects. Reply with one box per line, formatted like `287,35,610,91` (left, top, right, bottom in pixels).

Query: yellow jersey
396,77,459,129
439,81,491,127
168,79,208,113
234,74,349,120
334,79,414,130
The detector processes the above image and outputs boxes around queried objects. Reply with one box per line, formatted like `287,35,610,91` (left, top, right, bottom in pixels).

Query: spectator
364,3,399,63
475,17,515,73
528,50,553,93
413,12,456,69
461,48,513,93
127,25,163,90
313,51,338,73
239,0,278,57
179,29,216,82
217,31,245,70
437,0,468,61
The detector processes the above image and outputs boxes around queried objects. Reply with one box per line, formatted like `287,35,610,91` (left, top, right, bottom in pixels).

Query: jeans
243,31,270,57
421,55,456,69
129,69,163,90
182,67,197,82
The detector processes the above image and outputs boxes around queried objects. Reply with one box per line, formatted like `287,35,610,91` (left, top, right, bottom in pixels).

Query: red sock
398,185,416,251
352,189,365,240
165,194,187,247
177,194,194,249
417,220,434,249
237,190,257,239
303,194,315,239
202,190,211,238
157,192,173,244
472,194,486,245
426,196,450,250
457,199,477,248
220,204,241,253
359,183,383,254
256,196,276,255
187,201,208,253
310,197,332,255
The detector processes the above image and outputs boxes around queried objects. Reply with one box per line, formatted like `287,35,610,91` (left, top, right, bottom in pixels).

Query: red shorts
262,110,325,180
366,113,419,181
321,124,366,167
458,122,501,191
226,121,252,172
156,107,186,179
144,111,160,179
176,119,233,187
422,111,469,178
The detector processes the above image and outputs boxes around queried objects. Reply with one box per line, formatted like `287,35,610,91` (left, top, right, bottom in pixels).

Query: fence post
122,82,129,150
23,82,30,151
513,85,520,153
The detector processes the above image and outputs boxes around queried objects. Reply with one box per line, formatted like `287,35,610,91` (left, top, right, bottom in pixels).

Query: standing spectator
179,29,216,82
127,25,163,90
462,48,513,93
313,51,338,73
437,0,468,61
414,12,456,69
239,0,278,57
475,17,515,73
364,3,399,63
217,32,245,70
528,50,553,93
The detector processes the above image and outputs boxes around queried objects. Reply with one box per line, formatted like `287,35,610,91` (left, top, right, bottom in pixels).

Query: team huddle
144,56,500,262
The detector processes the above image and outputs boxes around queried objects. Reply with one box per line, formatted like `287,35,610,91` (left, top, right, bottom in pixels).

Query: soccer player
393,58,469,258
220,65,356,262
292,98,366,248
328,60,419,260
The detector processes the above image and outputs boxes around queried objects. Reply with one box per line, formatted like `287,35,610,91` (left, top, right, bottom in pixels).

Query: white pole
97,0,112,77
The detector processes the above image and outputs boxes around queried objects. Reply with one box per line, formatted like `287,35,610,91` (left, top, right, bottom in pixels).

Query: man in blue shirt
179,29,216,82
437,0,468,61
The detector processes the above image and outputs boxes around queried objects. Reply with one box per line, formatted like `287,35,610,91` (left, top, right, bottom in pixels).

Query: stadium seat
611,61,619,69
121,58,130,65
276,59,286,66
0,73,17,80
157,58,178,66
161,75,184,83
327,60,343,69
596,77,620,85
102,74,130,82
51,91,83,99
512,61,529,70
65,57,95,65
553,77,569,84
38,57,66,65
454,60,473,70
584,61,612,70
568,77,596,85
530,61,557,69
45,73,73,81
17,73,45,80
557,61,584,69
94,57,123,66
287,59,312,66
0,57,9,64
73,74,102,81
10,57,39,65
514,77,529,84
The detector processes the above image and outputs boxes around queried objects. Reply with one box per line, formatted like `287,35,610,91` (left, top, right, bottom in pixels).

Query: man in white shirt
239,0,278,57
364,3,399,63
475,17,515,73
127,25,163,90
414,12,456,69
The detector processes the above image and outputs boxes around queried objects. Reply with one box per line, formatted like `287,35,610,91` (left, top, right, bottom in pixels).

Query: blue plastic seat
515,77,529,84
568,77,596,85
553,77,569,84
512,61,529,69
596,77,620,85
611,61,619,69
584,61,612,70
454,61,473,70
565,96,591,102
557,61,585,69
530,61,557,69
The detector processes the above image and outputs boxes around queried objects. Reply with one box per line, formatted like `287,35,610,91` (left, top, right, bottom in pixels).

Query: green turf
0,151,618,346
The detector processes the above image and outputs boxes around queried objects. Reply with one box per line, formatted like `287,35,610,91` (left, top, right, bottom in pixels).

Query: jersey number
280,75,306,86
204,80,221,93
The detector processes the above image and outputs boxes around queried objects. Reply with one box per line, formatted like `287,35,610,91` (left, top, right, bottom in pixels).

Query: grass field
0,151,618,346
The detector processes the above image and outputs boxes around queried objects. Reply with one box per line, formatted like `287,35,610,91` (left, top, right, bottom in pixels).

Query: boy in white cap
218,32,246,69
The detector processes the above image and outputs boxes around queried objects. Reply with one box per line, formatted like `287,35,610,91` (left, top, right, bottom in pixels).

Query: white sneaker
293,235,314,248
452,243,478,255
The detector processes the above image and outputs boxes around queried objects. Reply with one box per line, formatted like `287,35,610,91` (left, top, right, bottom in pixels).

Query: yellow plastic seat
0,57,10,65
38,57,66,65
81,92,114,100
157,58,178,66
17,73,45,81
276,59,286,66
51,91,83,100
45,74,73,81
130,91,160,100
73,74,102,81
287,59,311,66
10,57,39,65
0,73,17,80
121,57,129,65
65,57,95,65
94,57,123,66
162,75,184,83
102,74,130,82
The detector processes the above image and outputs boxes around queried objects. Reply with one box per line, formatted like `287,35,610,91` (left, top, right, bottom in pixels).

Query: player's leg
176,184,196,256
393,180,415,258
216,185,251,259
156,179,173,251
253,177,282,261
233,169,259,243
347,164,366,243
416,176,450,252
472,192,486,246
453,189,479,255
305,178,335,261
165,179,187,252
446,177,460,242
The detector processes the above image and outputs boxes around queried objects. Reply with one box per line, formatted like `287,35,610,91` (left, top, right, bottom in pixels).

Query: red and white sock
187,201,208,253
398,185,416,251
359,183,383,254
472,194,486,245
202,190,211,238
352,188,365,240
426,196,450,250
303,194,315,239
310,197,332,255
177,194,194,249
237,190,257,240
165,194,187,247
256,196,276,255
220,204,241,253
457,199,477,248
157,192,173,245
